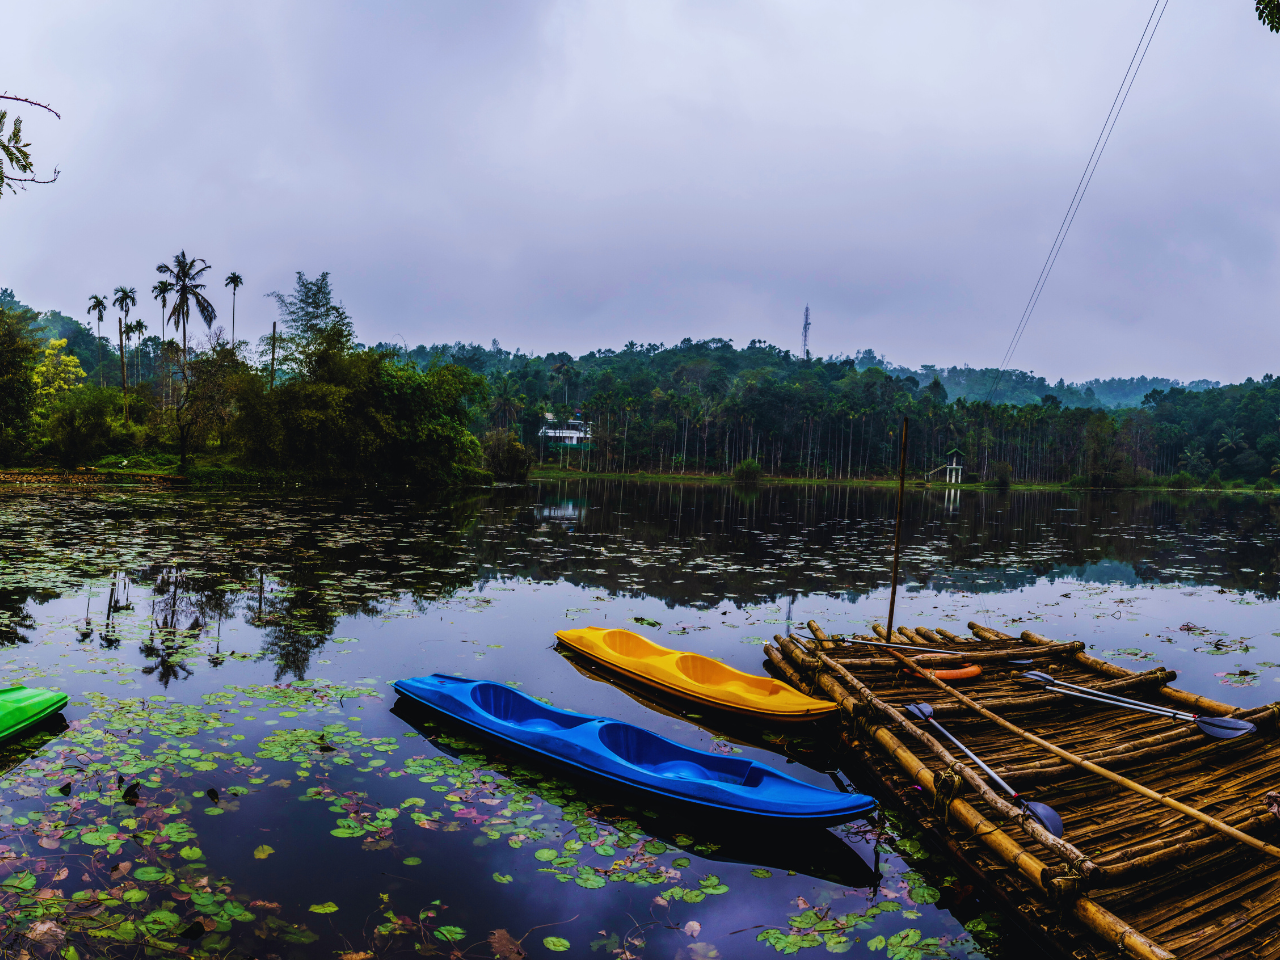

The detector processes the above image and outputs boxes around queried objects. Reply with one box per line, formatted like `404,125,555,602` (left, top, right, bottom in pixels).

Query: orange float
908,663,983,681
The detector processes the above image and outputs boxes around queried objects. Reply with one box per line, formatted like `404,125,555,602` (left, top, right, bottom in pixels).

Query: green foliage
44,387,120,467
482,428,533,481
1260,0,1280,33
0,305,40,463
1169,471,1196,489
987,461,1012,489
1256,477,1274,491
733,458,763,482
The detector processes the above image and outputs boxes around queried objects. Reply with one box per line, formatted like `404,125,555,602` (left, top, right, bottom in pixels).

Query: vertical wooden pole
118,318,130,424
885,416,909,639
269,321,277,391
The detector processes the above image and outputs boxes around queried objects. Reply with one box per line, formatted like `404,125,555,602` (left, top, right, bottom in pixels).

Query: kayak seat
602,630,663,659
598,722,751,785
470,683,592,730
674,655,778,694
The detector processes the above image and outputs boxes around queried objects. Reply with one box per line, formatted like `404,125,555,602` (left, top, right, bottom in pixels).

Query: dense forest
1,276,1276,488
392,337,1277,487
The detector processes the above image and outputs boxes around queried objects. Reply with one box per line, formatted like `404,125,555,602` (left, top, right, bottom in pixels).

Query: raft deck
766,620,1280,960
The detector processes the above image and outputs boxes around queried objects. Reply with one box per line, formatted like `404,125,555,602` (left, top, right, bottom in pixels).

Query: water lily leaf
434,926,466,942
254,845,274,859
534,848,558,862
309,902,339,914
178,846,203,861
133,866,166,881
542,937,571,952
492,873,513,883
404,857,423,866
750,868,772,878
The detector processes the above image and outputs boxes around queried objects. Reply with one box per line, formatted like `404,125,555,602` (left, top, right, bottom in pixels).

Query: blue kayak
393,674,876,825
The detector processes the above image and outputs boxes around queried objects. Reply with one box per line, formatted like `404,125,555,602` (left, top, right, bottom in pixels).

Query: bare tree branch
0,94,61,120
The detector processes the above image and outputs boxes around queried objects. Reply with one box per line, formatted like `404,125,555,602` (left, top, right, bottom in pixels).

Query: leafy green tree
32,337,85,415
0,306,40,463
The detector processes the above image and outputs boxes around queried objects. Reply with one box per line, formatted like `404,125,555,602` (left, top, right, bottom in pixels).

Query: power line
985,0,1171,403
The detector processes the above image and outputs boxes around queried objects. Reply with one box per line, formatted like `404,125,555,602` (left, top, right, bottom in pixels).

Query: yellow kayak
554,626,837,721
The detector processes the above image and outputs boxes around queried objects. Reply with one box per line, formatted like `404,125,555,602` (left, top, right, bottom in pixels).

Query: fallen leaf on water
249,900,281,911
488,930,525,959
109,862,132,879
269,779,292,788
339,953,374,960
683,922,701,939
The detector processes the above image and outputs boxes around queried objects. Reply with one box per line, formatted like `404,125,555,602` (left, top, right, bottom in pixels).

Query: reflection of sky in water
5,482,1280,957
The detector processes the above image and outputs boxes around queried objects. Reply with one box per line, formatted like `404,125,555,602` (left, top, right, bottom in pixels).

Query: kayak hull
0,686,68,742
555,626,837,721
393,674,874,825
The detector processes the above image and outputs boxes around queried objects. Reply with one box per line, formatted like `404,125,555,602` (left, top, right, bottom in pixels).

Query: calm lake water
2,480,1279,959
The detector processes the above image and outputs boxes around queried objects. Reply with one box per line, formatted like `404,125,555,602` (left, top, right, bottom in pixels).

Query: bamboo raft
765,619,1280,960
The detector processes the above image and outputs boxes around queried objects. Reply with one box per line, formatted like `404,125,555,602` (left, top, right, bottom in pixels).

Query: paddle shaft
923,715,1018,797
897,648,1280,861
884,417,909,640
1039,675,1196,720
1047,685,1195,721
819,635,965,659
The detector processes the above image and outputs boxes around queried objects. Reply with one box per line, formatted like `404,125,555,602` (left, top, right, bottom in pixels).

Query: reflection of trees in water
0,589,38,647
478,481,1280,602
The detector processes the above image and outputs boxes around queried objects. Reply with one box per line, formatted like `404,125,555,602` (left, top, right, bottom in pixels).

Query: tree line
403,337,1280,487
0,268,489,486
5,271,1279,488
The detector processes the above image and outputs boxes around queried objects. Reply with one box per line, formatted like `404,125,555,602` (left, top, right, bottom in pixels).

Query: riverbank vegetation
0,270,490,486
6,280,1280,490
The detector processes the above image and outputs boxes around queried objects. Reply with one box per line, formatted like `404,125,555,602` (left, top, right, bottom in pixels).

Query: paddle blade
1006,659,1034,666
1021,800,1065,838
1196,716,1256,739
903,703,928,722
1019,670,1054,684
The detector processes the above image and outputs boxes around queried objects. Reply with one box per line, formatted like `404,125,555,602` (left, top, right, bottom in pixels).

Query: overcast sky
5,2,1279,382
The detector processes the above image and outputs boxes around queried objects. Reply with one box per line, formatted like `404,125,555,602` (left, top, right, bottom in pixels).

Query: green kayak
0,686,68,741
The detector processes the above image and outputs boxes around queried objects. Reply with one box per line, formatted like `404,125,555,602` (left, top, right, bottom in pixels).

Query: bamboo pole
892,643,1280,862
774,637,1175,960
784,634,1096,876
884,416,908,639
973,623,1241,718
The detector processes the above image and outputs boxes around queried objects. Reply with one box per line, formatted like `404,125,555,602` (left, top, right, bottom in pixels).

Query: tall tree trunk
118,318,130,424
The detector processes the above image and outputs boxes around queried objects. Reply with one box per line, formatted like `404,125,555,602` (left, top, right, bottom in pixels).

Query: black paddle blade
1196,716,1256,739
1019,669,1055,684
903,703,929,722
1021,800,1065,838
1006,659,1034,666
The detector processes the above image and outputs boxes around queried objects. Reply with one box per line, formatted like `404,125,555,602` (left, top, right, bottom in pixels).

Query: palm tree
152,279,174,406
125,318,147,387
112,286,137,420
155,251,216,369
86,294,107,386
224,271,243,348
1218,427,1246,455
490,375,525,429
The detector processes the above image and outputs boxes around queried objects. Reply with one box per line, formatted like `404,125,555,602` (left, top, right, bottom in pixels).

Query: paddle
903,702,1065,838
1018,670,1256,740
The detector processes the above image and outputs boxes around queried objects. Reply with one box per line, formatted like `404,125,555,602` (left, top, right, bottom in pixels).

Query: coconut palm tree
490,375,525,429
112,286,137,419
151,279,174,408
224,271,243,348
86,294,107,386
125,318,147,386
155,251,216,369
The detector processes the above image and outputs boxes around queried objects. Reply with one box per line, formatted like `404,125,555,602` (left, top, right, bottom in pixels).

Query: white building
538,412,592,445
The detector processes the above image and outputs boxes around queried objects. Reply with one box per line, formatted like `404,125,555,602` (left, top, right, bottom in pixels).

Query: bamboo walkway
766,620,1280,960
